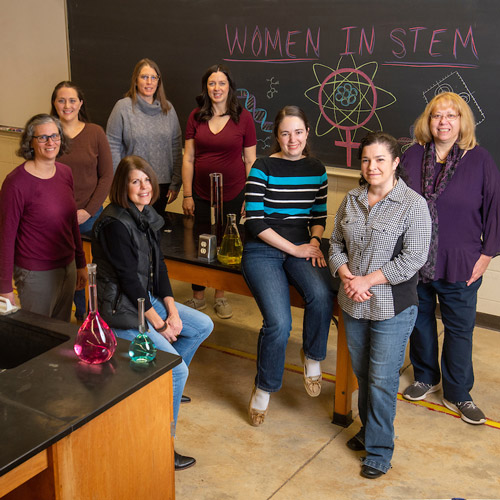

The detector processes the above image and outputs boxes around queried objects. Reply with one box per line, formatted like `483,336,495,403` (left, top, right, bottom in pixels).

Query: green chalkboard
67,0,500,169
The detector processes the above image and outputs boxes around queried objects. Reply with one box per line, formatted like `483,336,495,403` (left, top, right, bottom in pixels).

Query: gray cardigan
106,96,182,189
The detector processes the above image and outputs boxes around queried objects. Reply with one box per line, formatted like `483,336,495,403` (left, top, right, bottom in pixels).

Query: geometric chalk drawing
423,72,485,125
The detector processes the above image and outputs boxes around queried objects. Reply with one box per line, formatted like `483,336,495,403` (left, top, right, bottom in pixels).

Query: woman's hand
467,254,492,286
75,267,88,290
182,197,195,216
165,311,183,341
167,189,179,204
0,292,18,308
308,236,326,267
291,243,324,261
338,264,373,303
77,209,91,225
310,255,327,268
344,276,373,302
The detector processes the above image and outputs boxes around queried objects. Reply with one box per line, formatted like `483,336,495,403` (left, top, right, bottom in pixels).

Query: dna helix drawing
237,88,273,133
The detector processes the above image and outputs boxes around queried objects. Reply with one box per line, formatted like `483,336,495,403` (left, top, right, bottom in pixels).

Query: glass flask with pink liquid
74,263,117,364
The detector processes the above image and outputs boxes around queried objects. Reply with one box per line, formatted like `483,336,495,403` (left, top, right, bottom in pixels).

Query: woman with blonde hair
401,92,500,425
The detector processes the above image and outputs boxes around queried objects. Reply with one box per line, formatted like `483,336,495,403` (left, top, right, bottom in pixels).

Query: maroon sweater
58,123,113,216
185,108,256,201
0,162,86,293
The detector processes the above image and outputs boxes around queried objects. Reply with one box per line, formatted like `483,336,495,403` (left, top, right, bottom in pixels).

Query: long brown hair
126,58,171,114
194,64,241,123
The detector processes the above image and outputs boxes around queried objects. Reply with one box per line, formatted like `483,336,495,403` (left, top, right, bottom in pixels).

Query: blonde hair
413,92,477,150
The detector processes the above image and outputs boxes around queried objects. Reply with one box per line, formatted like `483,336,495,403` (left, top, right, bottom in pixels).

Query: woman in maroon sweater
0,114,87,321
51,81,113,320
182,63,256,319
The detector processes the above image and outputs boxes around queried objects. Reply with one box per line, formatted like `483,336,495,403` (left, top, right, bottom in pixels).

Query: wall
0,1,498,320
0,0,70,128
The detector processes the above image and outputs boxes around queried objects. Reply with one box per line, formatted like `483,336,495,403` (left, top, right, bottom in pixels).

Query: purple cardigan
401,144,500,283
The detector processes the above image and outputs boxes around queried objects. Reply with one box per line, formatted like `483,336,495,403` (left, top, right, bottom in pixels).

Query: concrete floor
171,280,500,500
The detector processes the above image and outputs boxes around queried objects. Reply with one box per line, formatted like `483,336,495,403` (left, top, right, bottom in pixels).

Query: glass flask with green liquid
129,298,157,363
217,213,243,266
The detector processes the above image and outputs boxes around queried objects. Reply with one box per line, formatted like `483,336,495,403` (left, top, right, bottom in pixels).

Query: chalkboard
67,0,500,169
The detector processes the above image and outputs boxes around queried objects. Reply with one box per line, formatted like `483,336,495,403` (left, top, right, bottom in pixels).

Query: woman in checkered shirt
329,131,431,479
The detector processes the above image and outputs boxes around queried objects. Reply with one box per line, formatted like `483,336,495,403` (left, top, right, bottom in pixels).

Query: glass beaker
129,298,157,363
74,263,117,364
210,172,223,243
217,213,243,266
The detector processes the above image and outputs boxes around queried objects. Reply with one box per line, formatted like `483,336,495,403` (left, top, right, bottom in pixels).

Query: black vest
91,203,164,329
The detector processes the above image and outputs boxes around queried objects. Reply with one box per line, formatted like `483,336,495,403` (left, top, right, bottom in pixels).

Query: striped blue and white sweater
244,156,328,243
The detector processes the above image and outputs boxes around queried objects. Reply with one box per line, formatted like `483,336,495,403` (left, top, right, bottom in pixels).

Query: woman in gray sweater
106,58,182,214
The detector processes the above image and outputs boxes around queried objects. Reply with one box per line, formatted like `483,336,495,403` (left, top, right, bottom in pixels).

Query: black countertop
0,310,181,477
160,211,335,274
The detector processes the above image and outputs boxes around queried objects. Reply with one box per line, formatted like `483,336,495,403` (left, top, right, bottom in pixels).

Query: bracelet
156,320,168,333
183,195,193,198
310,236,322,244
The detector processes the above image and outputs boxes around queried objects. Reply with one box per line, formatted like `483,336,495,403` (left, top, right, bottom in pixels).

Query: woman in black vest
92,155,213,470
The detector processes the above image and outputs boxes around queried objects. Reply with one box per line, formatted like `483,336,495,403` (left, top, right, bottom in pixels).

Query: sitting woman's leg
284,255,335,362
242,241,293,393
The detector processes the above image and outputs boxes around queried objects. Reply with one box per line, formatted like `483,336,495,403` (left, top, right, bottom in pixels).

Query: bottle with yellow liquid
217,213,243,266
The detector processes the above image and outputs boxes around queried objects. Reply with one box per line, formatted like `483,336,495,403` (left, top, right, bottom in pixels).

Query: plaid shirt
329,179,431,321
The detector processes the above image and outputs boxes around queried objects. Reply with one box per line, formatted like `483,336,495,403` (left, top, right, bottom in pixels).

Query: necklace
435,149,448,163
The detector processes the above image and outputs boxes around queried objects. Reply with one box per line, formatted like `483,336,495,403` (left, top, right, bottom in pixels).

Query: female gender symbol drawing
318,67,377,166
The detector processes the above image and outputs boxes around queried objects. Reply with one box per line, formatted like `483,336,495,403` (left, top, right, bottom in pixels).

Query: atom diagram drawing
305,56,397,166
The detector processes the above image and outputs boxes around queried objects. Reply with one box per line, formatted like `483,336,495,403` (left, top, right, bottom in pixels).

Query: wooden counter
0,311,180,499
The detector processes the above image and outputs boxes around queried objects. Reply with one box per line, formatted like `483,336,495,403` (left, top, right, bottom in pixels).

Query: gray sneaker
184,297,207,311
443,399,487,425
403,381,441,401
214,297,233,319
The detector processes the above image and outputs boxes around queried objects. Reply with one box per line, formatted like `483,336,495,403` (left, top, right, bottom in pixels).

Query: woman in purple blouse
401,92,500,425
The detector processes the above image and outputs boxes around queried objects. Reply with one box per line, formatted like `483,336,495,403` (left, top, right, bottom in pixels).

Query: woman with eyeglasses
401,92,500,425
0,114,87,321
106,58,182,214
51,81,113,320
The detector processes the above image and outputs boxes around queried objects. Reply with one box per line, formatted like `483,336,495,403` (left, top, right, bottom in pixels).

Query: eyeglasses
33,133,61,143
430,113,460,121
139,75,159,82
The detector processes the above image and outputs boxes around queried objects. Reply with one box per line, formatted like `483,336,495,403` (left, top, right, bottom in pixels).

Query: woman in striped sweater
242,106,336,426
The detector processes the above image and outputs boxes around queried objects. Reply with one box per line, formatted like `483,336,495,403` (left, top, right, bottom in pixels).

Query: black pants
152,183,171,215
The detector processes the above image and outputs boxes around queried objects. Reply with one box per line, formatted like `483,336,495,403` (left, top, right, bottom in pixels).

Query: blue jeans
113,295,213,434
343,305,417,474
409,279,481,402
74,207,103,319
241,240,336,392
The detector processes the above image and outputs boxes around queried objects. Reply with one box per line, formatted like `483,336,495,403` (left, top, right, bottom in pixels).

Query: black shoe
174,451,196,471
346,435,365,451
360,465,384,479
181,394,191,404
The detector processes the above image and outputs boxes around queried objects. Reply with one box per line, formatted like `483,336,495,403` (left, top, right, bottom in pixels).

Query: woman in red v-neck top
182,64,256,319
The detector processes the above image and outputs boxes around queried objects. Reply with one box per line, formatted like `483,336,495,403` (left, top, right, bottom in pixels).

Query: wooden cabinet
1,372,175,500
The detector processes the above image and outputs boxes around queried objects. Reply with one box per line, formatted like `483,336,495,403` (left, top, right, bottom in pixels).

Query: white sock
304,356,322,378
251,388,270,411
